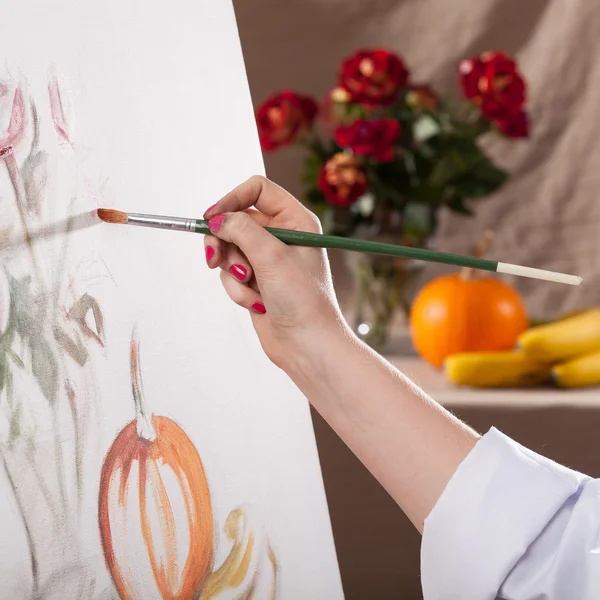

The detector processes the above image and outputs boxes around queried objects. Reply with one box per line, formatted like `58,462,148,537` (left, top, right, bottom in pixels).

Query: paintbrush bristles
97,208,128,224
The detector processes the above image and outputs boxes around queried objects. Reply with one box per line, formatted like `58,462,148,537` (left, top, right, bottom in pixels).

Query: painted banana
444,351,551,388
518,309,600,364
552,350,600,389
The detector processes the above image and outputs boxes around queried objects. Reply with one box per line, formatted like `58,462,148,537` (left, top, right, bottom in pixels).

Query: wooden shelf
388,357,600,408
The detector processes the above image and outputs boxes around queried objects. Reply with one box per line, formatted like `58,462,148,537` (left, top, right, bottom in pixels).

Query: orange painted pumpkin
99,335,214,600
409,232,528,368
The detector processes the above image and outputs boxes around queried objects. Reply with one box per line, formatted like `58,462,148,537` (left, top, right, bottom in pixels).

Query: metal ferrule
127,213,197,232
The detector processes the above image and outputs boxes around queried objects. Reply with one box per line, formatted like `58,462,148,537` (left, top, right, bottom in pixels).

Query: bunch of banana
444,309,600,389
519,309,600,388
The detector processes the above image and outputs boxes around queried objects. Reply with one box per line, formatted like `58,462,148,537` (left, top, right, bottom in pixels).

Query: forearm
290,327,480,531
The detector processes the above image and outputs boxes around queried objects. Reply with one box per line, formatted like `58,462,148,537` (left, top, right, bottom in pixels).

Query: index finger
204,175,296,218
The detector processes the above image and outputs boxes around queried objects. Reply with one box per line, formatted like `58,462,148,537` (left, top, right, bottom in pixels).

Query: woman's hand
205,175,479,532
203,175,348,376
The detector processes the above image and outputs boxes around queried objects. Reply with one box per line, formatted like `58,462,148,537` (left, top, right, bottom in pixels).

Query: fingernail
208,214,226,232
205,246,214,264
229,264,247,281
251,302,267,314
204,203,218,217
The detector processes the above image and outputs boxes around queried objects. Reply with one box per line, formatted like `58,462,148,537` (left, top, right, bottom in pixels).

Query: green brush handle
196,220,498,272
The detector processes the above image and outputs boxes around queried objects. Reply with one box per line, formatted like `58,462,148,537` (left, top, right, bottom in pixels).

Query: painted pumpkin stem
461,229,495,281
130,331,157,442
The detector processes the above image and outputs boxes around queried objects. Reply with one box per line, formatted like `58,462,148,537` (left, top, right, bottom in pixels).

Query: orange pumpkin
409,232,528,368
99,334,214,600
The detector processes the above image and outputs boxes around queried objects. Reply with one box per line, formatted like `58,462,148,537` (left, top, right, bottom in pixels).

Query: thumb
208,212,288,273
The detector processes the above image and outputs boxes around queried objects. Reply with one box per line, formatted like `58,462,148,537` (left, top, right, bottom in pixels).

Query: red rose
255,90,318,151
405,84,440,111
458,57,486,101
494,109,529,138
334,119,400,162
459,52,526,117
339,49,409,107
317,153,368,207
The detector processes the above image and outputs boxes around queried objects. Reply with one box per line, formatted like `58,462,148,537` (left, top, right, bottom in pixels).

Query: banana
444,351,551,388
552,350,600,389
518,309,600,364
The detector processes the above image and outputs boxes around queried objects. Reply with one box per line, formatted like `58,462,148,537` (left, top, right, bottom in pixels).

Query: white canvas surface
0,1,344,598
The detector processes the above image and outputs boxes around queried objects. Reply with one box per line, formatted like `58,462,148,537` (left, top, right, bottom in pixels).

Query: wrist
284,317,358,399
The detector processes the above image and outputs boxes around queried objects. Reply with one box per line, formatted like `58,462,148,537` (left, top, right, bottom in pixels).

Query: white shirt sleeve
421,427,600,600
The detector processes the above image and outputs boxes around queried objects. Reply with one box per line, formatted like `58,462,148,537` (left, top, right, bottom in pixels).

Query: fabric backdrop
235,0,600,319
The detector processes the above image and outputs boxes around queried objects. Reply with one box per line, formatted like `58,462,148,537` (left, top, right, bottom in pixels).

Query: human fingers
204,233,225,268
208,211,290,276
219,270,267,314
204,208,269,269
217,244,254,284
204,175,300,219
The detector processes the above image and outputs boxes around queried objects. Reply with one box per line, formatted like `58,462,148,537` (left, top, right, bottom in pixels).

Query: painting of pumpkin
98,331,214,599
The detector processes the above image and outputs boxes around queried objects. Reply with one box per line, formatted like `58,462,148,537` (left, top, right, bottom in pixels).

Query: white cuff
421,427,588,600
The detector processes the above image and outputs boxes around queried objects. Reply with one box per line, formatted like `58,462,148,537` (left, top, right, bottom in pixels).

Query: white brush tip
497,262,583,286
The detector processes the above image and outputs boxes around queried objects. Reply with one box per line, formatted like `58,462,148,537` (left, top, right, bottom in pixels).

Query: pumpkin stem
461,230,495,281
130,330,157,442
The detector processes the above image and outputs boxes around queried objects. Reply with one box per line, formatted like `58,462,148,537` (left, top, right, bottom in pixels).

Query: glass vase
345,227,435,351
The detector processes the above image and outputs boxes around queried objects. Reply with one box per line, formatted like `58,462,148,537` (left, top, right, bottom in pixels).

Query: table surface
389,356,600,408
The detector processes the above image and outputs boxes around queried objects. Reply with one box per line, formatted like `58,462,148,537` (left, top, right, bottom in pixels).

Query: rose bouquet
255,48,530,348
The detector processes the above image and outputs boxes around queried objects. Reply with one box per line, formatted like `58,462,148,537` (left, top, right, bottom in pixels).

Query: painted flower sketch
0,72,279,599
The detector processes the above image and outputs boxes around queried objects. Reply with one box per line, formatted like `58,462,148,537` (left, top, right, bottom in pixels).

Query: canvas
0,1,344,598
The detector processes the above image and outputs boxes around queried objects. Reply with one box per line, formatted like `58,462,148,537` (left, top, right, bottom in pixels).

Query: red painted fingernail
204,203,218,217
208,214,226,232
229,264,247,281
251,302,267,314
205,246,214,264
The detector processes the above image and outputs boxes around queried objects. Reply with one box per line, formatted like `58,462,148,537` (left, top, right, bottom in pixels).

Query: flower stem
130,333,157,442
1,455,39,595
4,154,43,286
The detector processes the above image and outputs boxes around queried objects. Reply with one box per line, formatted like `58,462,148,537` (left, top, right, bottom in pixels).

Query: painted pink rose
48,73,74,146
0,85,27,158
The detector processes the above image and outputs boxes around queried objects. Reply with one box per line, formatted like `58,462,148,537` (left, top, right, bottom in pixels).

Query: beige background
235,2,600,597
235,0,600,320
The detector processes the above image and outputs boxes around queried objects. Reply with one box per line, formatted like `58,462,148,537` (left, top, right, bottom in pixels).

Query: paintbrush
96,208,583,286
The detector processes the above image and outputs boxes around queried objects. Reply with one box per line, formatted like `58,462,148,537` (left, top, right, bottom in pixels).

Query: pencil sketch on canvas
0,72,278,600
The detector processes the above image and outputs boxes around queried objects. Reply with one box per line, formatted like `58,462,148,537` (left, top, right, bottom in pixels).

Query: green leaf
7,350,24,370
10,276,35,338
4,368,21,444
309,138,333,160
0,354,6,396
54,326,88,367
68,293,105,347
446,195,474,216
429,153,464,187
470,158,508,190
30,336,59,405
452,175,493,199
410,184,446,205
302,153,323,187
403,201,432,236
447,138,486,167
451,158,508,200
9,402,22,444
427,135,509,200
304,187,326,208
